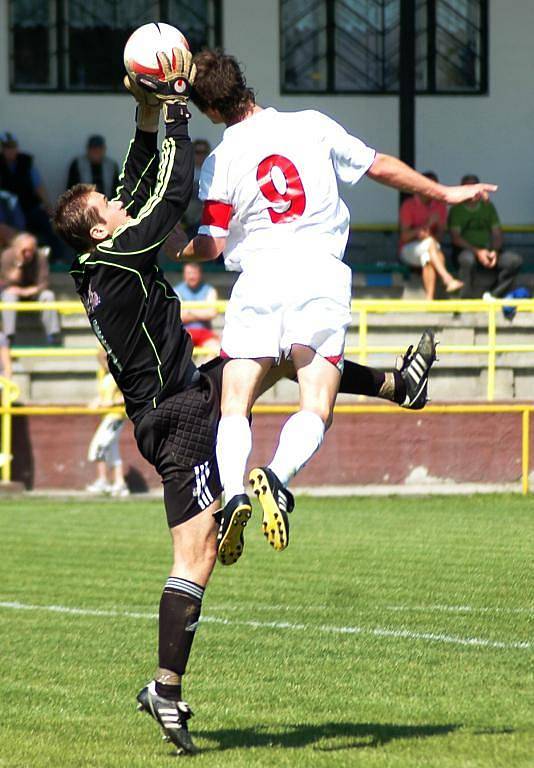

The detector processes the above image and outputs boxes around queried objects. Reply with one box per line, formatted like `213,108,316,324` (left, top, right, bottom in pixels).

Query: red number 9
257,154,306,224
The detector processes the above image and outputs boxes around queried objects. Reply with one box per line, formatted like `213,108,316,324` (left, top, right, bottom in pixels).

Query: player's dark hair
53,183,105,251
191,49,255,124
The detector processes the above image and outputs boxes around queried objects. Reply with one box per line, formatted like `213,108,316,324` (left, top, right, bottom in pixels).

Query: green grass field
0,494,532,768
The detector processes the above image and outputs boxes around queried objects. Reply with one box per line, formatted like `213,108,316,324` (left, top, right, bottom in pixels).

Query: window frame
8,0,223,94
279,0,488,97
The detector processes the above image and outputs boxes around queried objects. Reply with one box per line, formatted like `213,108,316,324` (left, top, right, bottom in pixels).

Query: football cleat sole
217,501,252,566
249,468,289,551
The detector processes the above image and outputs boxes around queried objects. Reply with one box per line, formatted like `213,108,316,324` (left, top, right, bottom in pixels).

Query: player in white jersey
181,50,497,563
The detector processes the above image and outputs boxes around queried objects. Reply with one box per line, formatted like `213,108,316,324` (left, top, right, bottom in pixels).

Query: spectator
0,189,26,247
399,171,463,299
449,174,523,299
181,139,211,238
0,330,12,380
86,350,129,497
0,132,68,261
0,232,61,345
174,263,219,354
67,135,119,199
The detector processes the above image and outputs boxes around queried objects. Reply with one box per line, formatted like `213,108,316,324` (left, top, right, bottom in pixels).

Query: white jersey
198,107,376,272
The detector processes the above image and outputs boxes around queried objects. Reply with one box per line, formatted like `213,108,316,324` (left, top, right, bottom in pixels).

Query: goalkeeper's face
88,191,130,241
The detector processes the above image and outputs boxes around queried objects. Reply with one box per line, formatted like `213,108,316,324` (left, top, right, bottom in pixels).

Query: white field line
387,604,534,616
0,600,530,651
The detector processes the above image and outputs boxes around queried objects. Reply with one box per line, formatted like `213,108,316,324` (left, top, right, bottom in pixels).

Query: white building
1,0,533,224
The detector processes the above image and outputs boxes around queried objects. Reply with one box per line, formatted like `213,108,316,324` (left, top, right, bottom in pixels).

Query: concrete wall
0,0,533,223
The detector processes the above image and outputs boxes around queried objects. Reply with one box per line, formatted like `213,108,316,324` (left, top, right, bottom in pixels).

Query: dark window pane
66,1,159,91
281,0,327,92
280,0,486,94
435,0,482,91
166,0,221,52
415,0,427,91
335,0,389,92
10,0,56,88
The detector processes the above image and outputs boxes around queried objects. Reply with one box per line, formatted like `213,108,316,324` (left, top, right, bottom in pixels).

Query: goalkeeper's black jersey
70,120,195,423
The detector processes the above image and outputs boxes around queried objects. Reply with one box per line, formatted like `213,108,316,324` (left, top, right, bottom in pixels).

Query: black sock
339,361,406,404
339,360,385,396
156,577,204,701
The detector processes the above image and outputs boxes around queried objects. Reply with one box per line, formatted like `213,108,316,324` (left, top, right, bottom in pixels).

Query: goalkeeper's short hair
54,183,104,252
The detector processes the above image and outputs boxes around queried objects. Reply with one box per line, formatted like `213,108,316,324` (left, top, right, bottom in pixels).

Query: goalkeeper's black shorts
134,357,226,528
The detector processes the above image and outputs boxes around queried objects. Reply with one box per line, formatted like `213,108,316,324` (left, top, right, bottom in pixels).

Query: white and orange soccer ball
123,22,189,81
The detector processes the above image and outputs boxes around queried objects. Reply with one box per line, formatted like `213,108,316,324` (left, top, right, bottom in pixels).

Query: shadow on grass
198,721,463,753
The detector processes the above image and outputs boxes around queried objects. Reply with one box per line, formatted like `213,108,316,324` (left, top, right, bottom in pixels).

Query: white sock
268,410,325,486
216,415,252,500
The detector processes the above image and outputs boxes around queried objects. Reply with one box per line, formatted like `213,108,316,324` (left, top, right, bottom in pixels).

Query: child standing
86,350,129,496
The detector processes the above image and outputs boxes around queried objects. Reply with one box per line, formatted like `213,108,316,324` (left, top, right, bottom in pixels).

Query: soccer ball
123,22,189,81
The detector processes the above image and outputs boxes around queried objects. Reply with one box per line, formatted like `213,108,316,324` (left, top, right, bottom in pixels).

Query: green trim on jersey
142,321,164,388
111,138,134,203
156,280,179,301
97,140,177,257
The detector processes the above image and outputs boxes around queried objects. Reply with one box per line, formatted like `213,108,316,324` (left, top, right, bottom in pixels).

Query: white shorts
400,237,437,268
88,414,125,466
221,256,352,367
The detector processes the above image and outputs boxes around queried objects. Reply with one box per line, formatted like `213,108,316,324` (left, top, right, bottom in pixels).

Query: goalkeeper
53,48,436,756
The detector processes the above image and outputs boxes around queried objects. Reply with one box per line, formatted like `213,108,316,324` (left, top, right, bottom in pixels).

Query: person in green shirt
449,174,522,298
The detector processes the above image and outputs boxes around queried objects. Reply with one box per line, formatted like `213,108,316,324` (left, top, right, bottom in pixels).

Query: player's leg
138,499,219,756
338,329,437,410
250,346,340,551
215,356,274,564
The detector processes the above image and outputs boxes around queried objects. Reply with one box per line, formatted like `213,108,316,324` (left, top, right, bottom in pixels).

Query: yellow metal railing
0,376,20,483
0,402,531,493
4,297,534,401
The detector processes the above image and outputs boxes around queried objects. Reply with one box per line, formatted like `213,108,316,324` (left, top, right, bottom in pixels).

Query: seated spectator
181,139,211,239
0,189,26,248
174,263,219,354
0,232,61,345
399,171,463,299
0,132,68,262
0,329,12,380
449,174,523,299
67,135,119,199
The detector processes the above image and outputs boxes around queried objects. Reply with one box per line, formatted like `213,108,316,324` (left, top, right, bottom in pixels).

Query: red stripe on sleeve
201,200,233,229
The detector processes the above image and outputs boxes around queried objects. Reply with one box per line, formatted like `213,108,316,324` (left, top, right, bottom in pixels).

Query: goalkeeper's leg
138,500,219,755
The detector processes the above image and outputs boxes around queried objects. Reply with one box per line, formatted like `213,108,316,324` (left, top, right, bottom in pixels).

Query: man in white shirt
181,50,497,566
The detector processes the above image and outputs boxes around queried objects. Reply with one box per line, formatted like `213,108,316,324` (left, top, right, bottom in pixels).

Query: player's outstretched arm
367,153,497,204
110,76,162,213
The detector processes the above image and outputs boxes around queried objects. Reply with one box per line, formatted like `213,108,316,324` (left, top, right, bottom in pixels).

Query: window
9,0,222,92
280,0,488,94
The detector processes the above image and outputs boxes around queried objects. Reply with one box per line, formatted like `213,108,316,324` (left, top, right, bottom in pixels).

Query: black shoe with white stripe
399,329,437,410
216,493,252,566
249,467,294,551
136,681,198,755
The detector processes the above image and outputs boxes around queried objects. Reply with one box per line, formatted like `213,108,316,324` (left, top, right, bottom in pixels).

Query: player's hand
124,74,161,132
444,183,498,206
488,249,498,268
476,248,493,268
124,74,160,108
416,227,430,240
135,48,196,121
